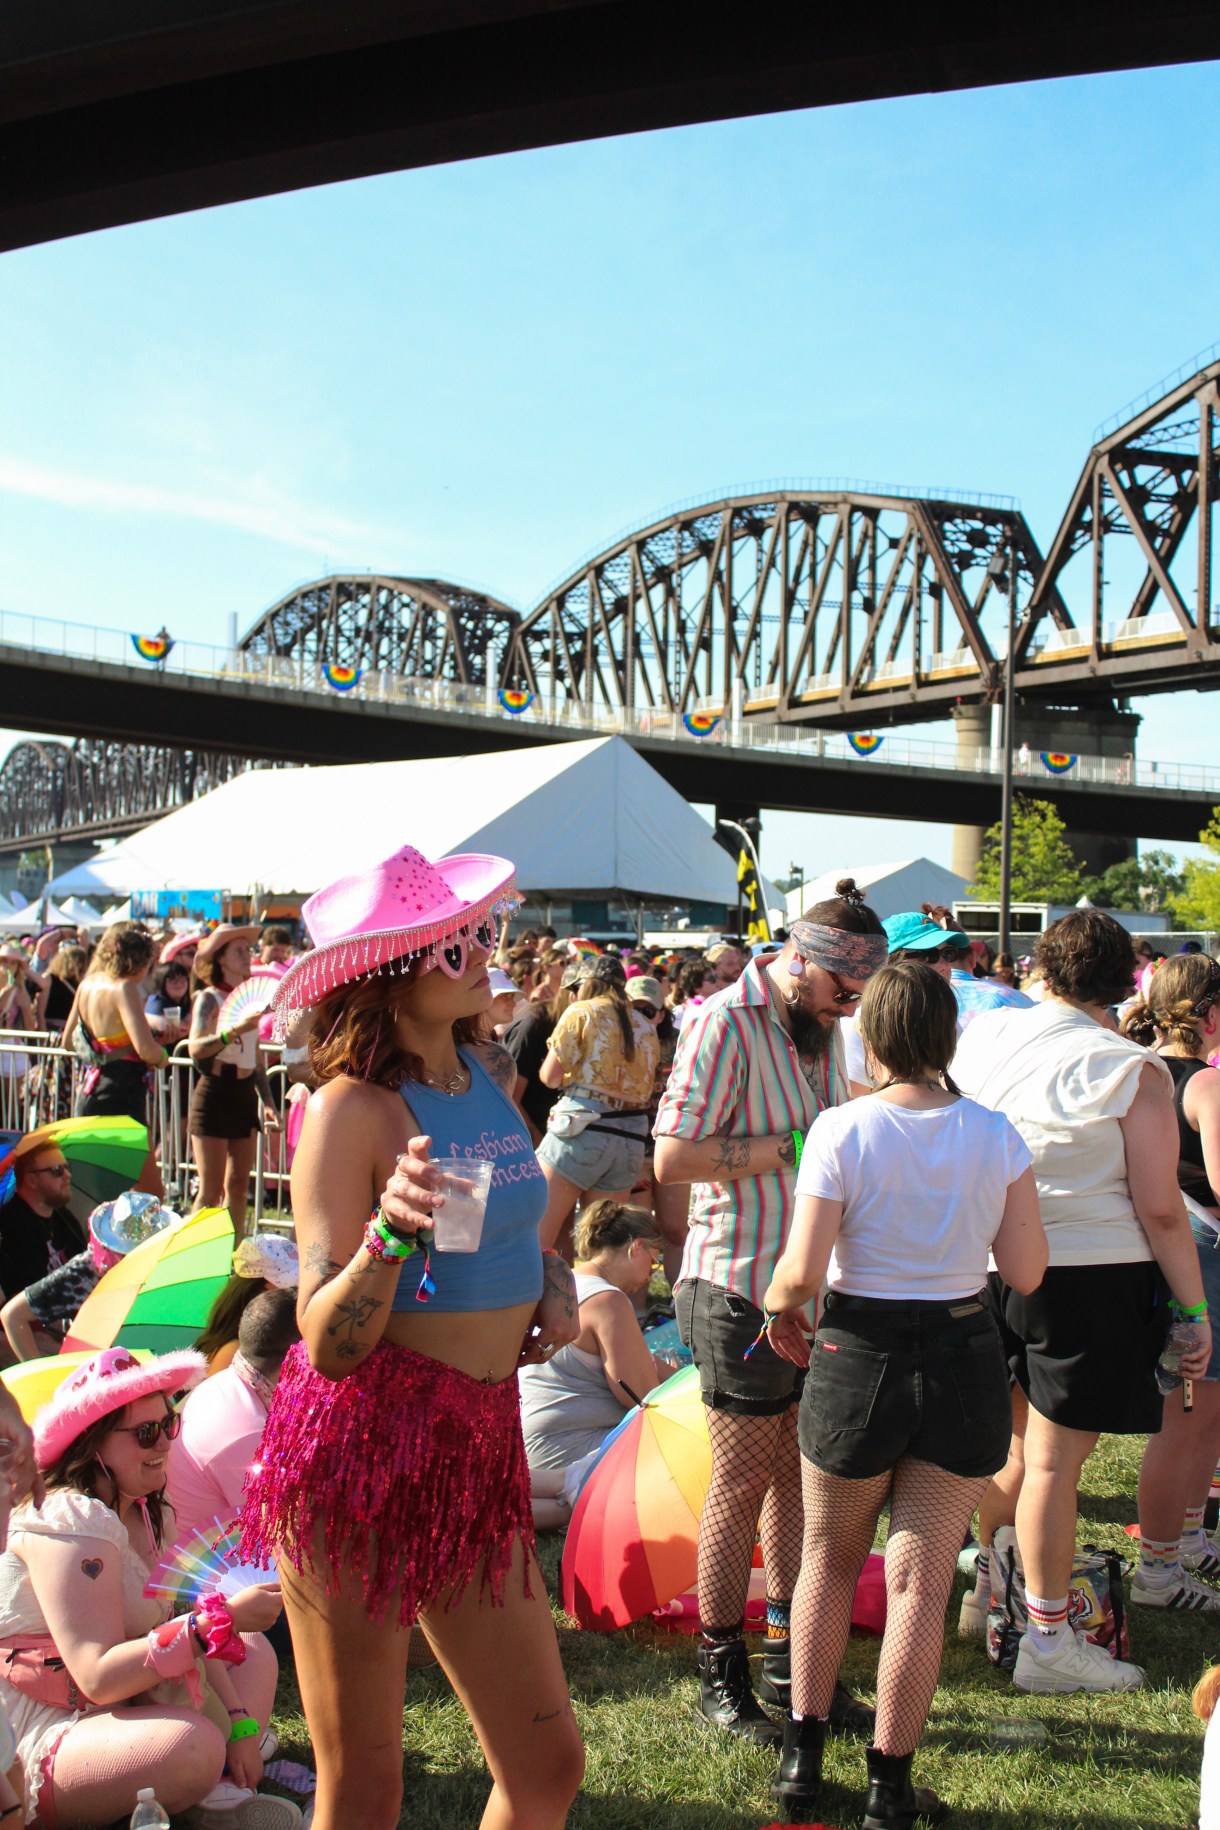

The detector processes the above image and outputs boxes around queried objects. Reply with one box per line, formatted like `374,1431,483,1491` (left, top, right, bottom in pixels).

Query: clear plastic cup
429,1158,493,1252
163,1006,181,1023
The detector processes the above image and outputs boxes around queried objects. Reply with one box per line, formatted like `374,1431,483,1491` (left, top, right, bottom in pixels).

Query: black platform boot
757,1633,790,1709
862,1746,948,1829
770,1714,827,1822
695,1635,781,1746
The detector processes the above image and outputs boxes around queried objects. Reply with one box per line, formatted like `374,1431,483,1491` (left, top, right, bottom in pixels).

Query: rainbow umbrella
62,1207,234,1355
0,1116,148,1223
1,1348,154,1424
561,1363,711,1630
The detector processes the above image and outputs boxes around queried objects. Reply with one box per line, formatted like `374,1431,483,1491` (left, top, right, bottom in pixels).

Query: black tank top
1162,1055,1220,1209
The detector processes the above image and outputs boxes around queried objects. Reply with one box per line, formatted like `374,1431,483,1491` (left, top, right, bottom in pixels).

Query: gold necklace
419,1062,468,1095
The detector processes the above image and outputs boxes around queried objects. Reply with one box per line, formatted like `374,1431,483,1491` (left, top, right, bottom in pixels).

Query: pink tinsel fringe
240,1340,533,1628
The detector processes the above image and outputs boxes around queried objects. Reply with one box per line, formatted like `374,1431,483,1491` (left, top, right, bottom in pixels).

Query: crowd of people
0,864,1214,1826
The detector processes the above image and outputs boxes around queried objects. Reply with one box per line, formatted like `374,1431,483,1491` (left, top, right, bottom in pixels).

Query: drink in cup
429,1158,493,1252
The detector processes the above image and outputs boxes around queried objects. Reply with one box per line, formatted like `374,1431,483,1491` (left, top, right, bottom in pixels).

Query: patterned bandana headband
787,919,888,979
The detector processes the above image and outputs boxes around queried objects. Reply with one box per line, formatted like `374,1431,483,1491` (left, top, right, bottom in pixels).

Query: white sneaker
957,1586,989,1637
1131,1569,1220,1612
187,1791,303,1830
1181,1535,1220,1579
259,1727,279,1762
1013,1627,1145,1694
234,1800,303,1830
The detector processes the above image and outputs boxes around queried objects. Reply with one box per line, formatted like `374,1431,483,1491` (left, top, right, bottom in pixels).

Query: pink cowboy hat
271,844,520,1034
160,931,204,966
34,1346,206,1469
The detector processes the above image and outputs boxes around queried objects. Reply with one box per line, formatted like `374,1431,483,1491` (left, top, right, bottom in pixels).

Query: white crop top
795,1095,1031,1301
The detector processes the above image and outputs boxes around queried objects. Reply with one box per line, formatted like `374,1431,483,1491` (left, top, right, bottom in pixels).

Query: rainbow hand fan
218,979,278,1031
143,1517,277,1610
131,634,174,662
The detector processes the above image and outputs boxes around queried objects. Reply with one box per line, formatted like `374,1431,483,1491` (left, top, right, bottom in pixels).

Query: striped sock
1183,1505,1208,1552
1139,1535,1182,1584
1025,1592,1070,1648
973,1548,990,1599
766,1597,791,1641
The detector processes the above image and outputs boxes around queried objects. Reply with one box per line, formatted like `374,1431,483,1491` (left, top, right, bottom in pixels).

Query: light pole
989,537,1019,958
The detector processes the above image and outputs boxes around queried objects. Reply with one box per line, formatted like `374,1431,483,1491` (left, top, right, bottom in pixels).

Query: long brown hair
41,1401,173,1550
194,1272,267,1360
307,961,488,1089
1123,954,1220,1054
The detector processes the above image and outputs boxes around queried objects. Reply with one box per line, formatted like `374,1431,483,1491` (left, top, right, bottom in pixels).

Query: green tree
1170,810,1220,930
970,797,1084,904
1080,848,1185,912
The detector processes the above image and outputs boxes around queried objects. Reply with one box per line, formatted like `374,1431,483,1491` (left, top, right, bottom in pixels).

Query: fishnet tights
698,1407,804,1630
791,1455,989,1754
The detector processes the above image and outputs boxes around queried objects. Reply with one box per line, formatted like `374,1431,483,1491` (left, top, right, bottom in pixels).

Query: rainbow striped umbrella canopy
561,1363,710,1630
1,1348,155,1423
62,1207,234,1355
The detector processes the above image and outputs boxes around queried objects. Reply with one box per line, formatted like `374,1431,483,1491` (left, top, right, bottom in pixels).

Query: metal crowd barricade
0,1031,294,1235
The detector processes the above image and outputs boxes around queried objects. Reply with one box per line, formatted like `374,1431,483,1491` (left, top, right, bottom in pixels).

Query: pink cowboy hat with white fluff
34,1347,207,1469
271,844,520,1035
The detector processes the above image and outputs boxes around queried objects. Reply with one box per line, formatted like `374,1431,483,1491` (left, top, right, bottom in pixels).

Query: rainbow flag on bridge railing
682,711,721,737
498,688,534,714
131,634,173,662
847,733,883,756
322,662,361,691
1041,751,1077,774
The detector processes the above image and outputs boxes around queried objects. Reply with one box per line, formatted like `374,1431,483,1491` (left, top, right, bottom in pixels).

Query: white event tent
49,738,774,912
786,858,969,925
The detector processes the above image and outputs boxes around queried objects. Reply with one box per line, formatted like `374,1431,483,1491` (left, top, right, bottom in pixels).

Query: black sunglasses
633,1004,659,1019
111,1412,182,1449
894,947,956,966
827,971,863,1007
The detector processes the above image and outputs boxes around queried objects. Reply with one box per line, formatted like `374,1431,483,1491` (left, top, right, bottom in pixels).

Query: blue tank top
391,1048,546,1314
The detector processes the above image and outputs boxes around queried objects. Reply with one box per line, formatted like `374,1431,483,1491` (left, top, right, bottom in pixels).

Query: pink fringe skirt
240,1339,534,1628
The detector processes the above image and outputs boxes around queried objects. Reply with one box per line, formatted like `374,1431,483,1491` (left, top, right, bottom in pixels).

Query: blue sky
1,58,1218,884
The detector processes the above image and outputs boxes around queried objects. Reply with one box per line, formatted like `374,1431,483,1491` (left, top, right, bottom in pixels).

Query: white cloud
0,453,392,557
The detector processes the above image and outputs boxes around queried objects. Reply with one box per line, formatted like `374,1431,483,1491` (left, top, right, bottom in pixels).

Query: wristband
228,1715,260,1743
1170,1299,1208,1321
364,1211,418,1263
789,1128,803,1170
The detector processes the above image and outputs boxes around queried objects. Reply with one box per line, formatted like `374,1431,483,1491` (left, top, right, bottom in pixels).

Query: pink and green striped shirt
654,957,847,1309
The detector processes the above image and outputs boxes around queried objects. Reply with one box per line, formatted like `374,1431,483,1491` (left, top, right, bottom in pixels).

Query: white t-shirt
1201,1707,1220,1830
795,1095,1031,1300
953,999,1170,1267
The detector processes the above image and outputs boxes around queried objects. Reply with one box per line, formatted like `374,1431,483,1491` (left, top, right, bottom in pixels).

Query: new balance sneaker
1131,1569,1220,1612
1013,1628,1145,1694
957,1586,989,1638
1181,1535,1220,1579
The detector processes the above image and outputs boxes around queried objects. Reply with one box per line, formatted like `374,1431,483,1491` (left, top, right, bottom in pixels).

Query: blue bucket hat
882,911,969,954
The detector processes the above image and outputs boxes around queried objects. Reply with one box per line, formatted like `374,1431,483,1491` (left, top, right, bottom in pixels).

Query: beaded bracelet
228,1715,260,1743
363,1211,418,1263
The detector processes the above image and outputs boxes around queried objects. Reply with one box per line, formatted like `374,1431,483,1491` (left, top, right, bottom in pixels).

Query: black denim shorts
798,1291,1012,1480
675,1278,804,1416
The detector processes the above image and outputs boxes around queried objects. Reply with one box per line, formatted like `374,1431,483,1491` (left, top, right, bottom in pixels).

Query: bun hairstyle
1121,953,1220,1056
573,1199,660,1261
805,878,884,937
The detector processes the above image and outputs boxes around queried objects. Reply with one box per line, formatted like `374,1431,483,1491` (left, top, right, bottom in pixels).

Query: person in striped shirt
654,879,888,1746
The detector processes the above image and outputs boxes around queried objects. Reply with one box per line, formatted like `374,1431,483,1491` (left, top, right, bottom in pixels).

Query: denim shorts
675,1278,804,1415
1190,1219,1220,1381
798,1291,1011,1480
536,1122,646,1193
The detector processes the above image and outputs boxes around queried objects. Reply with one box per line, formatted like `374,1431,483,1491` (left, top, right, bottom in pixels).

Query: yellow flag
737,849,771,944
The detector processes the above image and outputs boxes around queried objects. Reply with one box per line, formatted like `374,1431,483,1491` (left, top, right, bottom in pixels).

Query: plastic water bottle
130,1788,171,1829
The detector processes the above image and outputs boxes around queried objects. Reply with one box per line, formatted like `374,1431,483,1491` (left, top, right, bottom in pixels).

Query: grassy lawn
268,1431,1216,1828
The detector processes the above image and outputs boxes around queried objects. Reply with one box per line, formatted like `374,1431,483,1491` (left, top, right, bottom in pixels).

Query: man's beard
786,997,833,1064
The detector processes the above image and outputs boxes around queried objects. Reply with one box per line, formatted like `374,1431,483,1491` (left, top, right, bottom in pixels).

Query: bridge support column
951,708,990,885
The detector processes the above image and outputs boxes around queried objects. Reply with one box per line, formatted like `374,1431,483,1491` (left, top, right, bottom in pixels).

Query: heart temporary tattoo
80,1558,103,1580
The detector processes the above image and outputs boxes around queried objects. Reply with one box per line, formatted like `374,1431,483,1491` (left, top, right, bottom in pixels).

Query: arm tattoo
327,1293,383,1361
777,1133,796,1164
304,1240,343,1286
478,1042,518,1095
711,1136,751,1173
542,1253,577,1326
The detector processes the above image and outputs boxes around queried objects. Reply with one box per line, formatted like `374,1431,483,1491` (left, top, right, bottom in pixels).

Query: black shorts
188,1066,260,1141
798,1291,1012,1480
986,1262,1168,1435
675,1278,804,1416
77,1059,149,1126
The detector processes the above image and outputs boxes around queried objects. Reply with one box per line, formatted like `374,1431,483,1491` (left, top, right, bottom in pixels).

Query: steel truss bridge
2,356,1220,852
